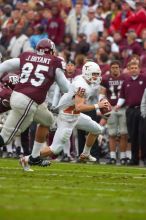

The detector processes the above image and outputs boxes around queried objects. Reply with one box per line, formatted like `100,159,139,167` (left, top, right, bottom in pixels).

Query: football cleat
28,156,51,167
106,158,116,165
79,153,97,163
7,152,13,158
60,153,74,163
19,156,34,172
120,158,126,165
125,157,131,165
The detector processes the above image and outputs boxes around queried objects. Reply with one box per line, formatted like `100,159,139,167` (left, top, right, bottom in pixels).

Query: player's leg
27,103,54,165
106,111,118,164
76,113,104,162
0,92,37,147
40,114,77,158
31,125,49,156
118,108,128,165
20,127,30,156
15,135,24,158
0,108,35,147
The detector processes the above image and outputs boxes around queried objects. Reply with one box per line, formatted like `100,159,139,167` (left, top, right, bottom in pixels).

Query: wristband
94,104,99,110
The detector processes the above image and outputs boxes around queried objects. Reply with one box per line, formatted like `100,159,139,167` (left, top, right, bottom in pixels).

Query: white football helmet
82,61,101,85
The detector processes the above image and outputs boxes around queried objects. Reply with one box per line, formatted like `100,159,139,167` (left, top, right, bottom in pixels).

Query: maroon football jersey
0,82,12,113
14,52,64,104
101,74,127,106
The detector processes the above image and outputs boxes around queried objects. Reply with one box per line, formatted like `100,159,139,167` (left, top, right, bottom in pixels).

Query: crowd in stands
0,0,146,166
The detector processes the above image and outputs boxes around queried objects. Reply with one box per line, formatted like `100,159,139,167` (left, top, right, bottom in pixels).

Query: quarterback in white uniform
21,61,109,169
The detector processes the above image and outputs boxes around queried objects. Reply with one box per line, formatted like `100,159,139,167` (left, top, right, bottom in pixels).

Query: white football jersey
57,75,100,111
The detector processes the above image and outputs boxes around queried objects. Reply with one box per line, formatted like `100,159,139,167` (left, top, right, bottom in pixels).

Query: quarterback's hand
98,99,109,109
76,87,86,97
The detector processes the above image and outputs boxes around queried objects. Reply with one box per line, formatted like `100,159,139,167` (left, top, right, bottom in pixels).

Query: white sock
126,150,132,159
110,151,116,159
31,141,45,158
82,144,91,156
120,152,126,159
15,136,21,147
63,140,71,157
25,155,30,162
15,136,23,153
6,143,13,153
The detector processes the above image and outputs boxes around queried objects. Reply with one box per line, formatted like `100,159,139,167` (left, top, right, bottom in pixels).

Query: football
99,100,112,119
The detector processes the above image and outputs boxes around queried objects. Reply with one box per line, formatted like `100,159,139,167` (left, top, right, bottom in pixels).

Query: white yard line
1,204,146,214
1,166,146,175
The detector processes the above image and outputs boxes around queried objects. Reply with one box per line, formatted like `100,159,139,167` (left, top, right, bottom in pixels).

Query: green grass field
0,159,146,220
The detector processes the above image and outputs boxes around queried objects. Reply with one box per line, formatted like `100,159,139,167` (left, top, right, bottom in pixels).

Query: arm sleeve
55,68,70,93
0,58,20,78
52,84,61,108
117,98,125,107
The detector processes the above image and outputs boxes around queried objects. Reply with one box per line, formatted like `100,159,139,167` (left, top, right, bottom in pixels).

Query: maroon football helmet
1,72,19,90
36,38,56,55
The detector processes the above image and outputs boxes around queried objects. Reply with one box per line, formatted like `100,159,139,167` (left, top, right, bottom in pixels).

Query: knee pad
92,124,104,135
61,128,73,144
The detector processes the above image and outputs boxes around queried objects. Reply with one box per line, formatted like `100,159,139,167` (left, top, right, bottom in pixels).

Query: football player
0,38,69,169
21,61,110,169
99,60,129,165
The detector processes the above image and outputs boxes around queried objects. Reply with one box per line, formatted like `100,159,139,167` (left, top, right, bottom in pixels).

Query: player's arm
99,85,107,101
55,68,70,93
0,58,20,78
74,88,109,112
51,84,61,108
114,83,126,111
115,98,125,110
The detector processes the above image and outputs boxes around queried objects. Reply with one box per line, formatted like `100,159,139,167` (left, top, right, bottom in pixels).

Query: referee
115,61,146,165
